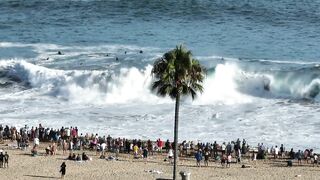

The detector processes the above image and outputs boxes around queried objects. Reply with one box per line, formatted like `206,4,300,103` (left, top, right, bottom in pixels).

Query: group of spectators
1,123,319,168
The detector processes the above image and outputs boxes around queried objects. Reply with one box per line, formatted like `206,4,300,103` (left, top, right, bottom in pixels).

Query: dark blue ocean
1,0,320,60
0,0,319,150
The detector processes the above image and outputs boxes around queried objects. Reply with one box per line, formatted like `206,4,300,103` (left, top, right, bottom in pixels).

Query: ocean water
1,0,320,150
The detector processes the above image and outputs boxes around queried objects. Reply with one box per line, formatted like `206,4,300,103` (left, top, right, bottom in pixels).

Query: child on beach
60,162,66,179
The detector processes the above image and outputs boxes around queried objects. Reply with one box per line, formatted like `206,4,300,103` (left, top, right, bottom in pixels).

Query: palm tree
151,45,206,180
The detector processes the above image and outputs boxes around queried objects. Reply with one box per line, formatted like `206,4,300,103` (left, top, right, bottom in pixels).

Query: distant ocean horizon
1,0,320,150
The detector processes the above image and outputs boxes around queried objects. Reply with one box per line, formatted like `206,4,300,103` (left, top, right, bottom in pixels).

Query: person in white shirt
34,137,40,147
221,142,226,155
100,142,107,156
66,128,71,138
168,148,174,164
274,145,279,159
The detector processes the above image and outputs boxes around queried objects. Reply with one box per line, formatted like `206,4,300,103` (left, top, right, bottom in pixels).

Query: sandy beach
1,141,320,180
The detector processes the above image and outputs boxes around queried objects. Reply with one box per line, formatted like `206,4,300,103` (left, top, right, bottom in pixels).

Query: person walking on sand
60,162,66,179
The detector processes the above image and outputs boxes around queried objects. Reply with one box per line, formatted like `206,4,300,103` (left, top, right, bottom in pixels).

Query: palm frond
151,45,205,100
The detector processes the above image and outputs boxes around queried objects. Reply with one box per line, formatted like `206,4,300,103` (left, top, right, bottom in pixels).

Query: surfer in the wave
263,79,270,91
57,51,62,55
264,83,270,91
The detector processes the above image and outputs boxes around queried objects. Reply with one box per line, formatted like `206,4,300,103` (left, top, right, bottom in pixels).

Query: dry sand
0,142,320,180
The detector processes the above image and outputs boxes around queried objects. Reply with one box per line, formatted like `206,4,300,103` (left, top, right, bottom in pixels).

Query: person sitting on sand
68,153,76,160
76,154,81,161
45,145,52,155
82,152,90,161
68,152,73,160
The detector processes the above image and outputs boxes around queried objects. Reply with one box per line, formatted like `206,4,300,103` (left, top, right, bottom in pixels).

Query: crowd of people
0,123,319,169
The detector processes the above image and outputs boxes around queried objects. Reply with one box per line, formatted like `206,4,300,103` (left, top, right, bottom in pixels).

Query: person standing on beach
227,154,232,168
143,147,148,161
313,154,318,167
0,152,4,168
168,147,174,164
60,162,66,179
297,150,302,165
4,152,9,168
204,149,209,166
274,145,279,159
195,150,202,167
280,144,285,158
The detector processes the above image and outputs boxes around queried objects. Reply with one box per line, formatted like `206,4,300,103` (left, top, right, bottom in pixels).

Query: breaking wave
1,60,320,105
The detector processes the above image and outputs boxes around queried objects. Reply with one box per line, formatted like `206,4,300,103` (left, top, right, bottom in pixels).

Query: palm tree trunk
173,93,180,180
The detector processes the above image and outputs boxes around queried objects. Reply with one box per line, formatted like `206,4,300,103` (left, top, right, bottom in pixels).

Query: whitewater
1,0,320,150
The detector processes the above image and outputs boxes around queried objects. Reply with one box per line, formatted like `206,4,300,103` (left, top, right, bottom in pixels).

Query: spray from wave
1,60,320,105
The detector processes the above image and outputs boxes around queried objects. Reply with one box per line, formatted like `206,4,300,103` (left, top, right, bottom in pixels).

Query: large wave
1,60,320,105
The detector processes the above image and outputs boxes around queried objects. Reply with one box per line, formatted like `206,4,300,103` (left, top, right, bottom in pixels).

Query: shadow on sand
23,175,59,179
